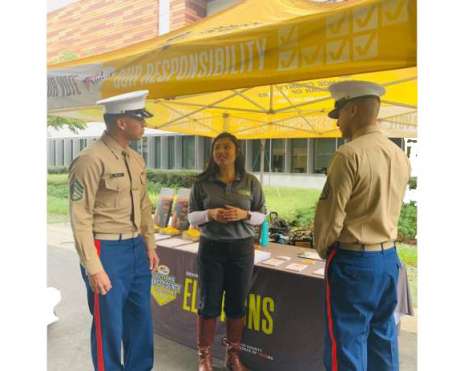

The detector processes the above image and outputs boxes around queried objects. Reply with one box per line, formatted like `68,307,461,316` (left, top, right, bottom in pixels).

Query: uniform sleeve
313,152,356,258
140,168,156,252
68,155,104,275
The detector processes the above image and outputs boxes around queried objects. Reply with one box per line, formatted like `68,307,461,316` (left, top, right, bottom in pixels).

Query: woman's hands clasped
207,205,249,223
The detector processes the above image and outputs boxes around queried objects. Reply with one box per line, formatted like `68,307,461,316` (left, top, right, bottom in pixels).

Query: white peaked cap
96,90,153,118
327,81,385,119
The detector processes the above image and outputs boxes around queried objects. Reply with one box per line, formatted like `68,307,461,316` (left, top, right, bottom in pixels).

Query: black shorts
197,236,255,318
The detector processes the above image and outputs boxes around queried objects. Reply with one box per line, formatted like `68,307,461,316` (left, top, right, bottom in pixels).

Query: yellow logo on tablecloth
151,265,182,306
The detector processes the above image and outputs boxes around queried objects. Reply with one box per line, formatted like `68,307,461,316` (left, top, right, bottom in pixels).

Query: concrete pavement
47,223,416,370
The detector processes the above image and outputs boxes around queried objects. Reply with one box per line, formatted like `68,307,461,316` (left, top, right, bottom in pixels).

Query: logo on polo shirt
237,189,251,197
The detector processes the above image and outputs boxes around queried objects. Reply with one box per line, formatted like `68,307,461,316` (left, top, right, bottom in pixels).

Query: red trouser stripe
93,240,105,371
325,249,338,371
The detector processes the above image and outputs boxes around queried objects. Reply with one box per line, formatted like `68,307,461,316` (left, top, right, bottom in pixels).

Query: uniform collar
101,131,130,159
351,125,383,140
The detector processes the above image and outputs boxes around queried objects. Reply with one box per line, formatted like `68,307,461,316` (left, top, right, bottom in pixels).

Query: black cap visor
328,95,380,119
125,108,153,119
328,98,349,119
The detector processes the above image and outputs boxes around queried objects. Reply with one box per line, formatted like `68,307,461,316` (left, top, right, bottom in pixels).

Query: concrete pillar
146,137,155,169
195,136,204,170
47,139,55,167
174,136,182,169
56,139,64,166
72,139,80,159
63,139,73,167
307,139,314,174
160,136,169,169
284,139,291,173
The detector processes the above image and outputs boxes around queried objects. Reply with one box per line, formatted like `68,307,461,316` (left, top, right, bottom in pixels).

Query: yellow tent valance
48,0,417,138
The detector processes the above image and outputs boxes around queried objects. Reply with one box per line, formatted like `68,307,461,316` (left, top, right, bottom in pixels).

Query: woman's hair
197,132,246,181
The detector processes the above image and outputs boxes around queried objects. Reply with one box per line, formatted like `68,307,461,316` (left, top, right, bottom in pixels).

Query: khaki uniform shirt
69,132,155,275
314,127,411,258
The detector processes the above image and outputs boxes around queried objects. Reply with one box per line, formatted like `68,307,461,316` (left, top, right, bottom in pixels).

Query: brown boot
224,317,248,371
197,316,217,371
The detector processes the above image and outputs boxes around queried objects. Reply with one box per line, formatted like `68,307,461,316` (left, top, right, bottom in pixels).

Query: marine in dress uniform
69,90,158,371
313,81,411,371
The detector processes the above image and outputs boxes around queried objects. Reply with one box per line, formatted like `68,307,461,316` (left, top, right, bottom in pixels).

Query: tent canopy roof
48,0,417,138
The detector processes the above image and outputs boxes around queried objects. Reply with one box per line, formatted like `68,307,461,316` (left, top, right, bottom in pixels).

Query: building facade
47,124,405,189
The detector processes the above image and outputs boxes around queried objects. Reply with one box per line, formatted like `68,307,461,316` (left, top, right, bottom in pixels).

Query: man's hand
208,208,228,223
147,249,159,271
223,205,249,222
89,271,112,295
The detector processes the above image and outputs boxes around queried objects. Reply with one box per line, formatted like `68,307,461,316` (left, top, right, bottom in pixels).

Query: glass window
129,140,142,154
238,139,246,170
239,140,246,158
290,139,307,173
182,136,195,169
167,137,175,169
251,139,270,172
147,137,161,169
390,137,404,149
206,0,239,15
79,139,87,151
271,139,285,172
313,138,337,174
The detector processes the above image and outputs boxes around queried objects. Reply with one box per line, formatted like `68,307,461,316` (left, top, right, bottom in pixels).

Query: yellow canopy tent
48,0,417,139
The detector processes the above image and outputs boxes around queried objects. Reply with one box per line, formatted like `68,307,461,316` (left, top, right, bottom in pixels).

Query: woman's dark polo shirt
189,172,266,241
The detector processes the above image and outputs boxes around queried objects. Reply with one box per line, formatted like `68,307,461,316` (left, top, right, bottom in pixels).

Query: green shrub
286,201,417,243
48,166,68,174
146,169,199,188
48,168,199,187
289,205,316,228
409,176,417,190
398,201,417,241
147,182,163,195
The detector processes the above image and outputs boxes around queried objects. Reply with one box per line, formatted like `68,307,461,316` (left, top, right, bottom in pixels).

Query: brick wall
48,0,159,64
48,0,221,65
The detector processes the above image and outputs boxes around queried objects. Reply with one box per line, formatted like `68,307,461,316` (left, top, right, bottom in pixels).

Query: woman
188,132,266,371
